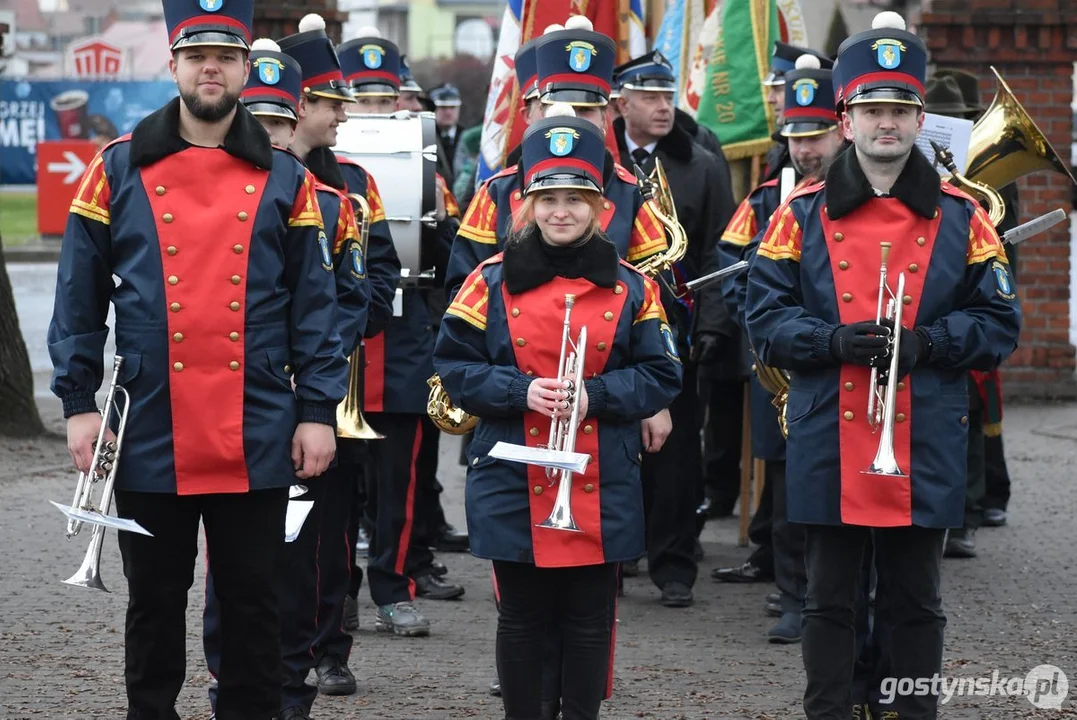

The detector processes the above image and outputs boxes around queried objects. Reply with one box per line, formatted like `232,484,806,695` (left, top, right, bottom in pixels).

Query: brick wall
252,2,347,45
921,1,1077,398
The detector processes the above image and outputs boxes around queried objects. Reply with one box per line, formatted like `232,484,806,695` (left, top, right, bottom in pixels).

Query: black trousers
494,561,618,720
313,442,365,664
747,472,775,574
641,363,701,589
983,433,1012,511
802,524,946,720
365,412,435,605
699,377,743,511
768,461,805,612
412,415,449,569
115,488,287,720
963,406,986,530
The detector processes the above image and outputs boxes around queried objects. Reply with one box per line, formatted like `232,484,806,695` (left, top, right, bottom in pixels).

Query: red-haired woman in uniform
434,105,683,720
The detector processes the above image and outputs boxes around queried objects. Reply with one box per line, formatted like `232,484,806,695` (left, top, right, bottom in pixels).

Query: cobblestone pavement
0,399,1074,720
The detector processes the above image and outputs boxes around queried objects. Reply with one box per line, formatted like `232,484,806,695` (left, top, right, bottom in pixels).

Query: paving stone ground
0,399,1075,719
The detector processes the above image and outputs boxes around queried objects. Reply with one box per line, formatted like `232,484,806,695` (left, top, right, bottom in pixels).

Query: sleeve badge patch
660,322,681,363
319,230,332,271
992,260,1015,300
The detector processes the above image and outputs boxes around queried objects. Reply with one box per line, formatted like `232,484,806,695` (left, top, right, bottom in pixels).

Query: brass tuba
632,158,689,285
934,66,1076,227
337,193,385,440
752,353,791,439
427,374,478,435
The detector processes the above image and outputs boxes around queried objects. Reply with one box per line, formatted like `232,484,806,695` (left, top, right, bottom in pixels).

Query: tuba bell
426,374,478,435
337,193,385,441
934,66,1076,226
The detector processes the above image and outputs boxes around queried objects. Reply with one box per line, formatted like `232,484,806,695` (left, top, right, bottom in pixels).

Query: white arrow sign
47,151,88,184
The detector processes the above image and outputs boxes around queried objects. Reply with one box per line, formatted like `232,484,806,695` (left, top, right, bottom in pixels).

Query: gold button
896,413,906,423
230,301,241,311
902,295,912,305
245,184,256,194
584,483,595,493
844,410,854,421
284,364,292,374
229,361,240,371
529,427,540,437
173,362,184,372
603,201,611,210
844,381,854,391
960,415,968,425
162,213,174,223
583,424,594,434
472,457,479,467
237,211,248,221
155,186,166,195
526,370,534,376
173,332,183,343
230,332,240,341
833,232,844,242
170,302,181,312
511,308,520,318
842,293,853,302
908,263,918,273
167,245,177,256
917,236,926,246
533,485,543,495
614,285,623,295
516,338,526,347
513,191,522,200
597,342,608,351
168,275,179,285
897,382,905,391
231,275,241,285
839,261,849,270
603,311,614,321
933,209,939,219
233,244,244,254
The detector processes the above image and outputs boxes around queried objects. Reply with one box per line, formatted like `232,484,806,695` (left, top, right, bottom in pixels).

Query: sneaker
374,601,430,637
983,508,1007,526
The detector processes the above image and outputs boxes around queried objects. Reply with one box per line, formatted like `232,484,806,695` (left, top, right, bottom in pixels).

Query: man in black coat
613,51,737,607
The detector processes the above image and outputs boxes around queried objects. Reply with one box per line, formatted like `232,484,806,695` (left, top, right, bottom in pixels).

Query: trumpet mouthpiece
880,242,892,263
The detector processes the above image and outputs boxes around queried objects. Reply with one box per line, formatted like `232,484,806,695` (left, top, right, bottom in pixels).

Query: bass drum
333,110,439,286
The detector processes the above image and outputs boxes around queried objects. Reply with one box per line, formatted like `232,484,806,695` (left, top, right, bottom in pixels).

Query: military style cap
278,13,355,103
399,54,423,94
163,0,253,52
763,41,833,86
514,39,540,102
338,28,402,97
521,104,606,195
836,11,927,107
534,16,616,107
781,55,838,137
430,83,463,107
614,51,676,93
242,38,303,122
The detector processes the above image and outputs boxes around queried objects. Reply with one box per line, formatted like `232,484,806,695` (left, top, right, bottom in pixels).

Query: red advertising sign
36,140,98,237
67,38,125,79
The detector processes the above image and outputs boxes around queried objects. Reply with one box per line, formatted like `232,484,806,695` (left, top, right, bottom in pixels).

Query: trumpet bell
536,502,582,532
863,446,907,478
63,541,110,593
337,349,385,440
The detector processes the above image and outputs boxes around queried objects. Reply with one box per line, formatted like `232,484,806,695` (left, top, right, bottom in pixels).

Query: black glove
692,332,722,365
829,322,890,367
877,320,932,384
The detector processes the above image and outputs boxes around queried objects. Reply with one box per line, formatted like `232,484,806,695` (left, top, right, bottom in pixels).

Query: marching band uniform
446,24,668,300
717,56,841,642
335,33,464,636
613,50,738,606
47,1,348,717
433,110,683,720
761,42,834,182
746,15,1022,717
201,32,372,714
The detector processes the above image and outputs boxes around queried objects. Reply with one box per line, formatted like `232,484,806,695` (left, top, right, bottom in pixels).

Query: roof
0,0,48,33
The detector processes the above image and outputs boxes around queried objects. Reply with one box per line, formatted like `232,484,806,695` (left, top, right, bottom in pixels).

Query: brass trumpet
865,243,907,478
54,356,150,593
338,193,384,441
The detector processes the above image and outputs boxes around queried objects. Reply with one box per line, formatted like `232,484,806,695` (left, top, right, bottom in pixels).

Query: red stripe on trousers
394,418,423,599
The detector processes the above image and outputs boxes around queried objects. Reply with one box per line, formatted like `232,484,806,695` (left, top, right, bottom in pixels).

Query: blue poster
0,79,178,185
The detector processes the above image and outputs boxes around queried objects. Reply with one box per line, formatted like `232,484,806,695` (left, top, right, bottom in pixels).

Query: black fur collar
502,226,619,295
130,97,273,170
824,144,940,220
306,146,348,190
613,116,694,162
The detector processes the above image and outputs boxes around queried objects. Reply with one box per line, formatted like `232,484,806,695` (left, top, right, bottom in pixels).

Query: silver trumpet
864,243,908,478
538,294,588,532
53,355,150,593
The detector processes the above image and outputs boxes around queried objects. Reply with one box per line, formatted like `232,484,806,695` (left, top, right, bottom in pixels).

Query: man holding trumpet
746,11,1022,719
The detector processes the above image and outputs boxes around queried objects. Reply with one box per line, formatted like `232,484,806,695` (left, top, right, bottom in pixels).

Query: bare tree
0,234,47,437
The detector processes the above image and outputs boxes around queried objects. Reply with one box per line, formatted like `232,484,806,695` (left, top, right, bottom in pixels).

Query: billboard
0,79,178,185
